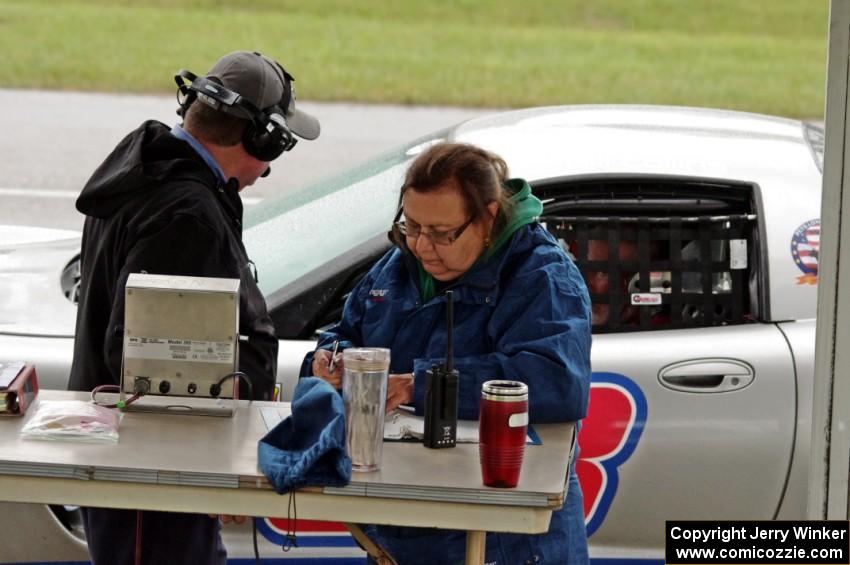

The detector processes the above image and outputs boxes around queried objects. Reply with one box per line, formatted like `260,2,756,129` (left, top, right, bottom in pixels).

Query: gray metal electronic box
121,273,240,416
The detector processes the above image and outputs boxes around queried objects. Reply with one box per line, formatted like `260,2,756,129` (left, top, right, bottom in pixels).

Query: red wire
90,384,140,408
135,510,143,565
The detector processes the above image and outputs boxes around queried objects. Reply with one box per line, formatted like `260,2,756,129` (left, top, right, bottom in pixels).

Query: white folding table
0,390,575,565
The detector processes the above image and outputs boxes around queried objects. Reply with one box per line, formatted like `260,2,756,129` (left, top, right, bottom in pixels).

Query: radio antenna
445,290,454,372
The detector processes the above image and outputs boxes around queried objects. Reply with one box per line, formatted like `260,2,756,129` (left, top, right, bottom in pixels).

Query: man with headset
68,51,320,564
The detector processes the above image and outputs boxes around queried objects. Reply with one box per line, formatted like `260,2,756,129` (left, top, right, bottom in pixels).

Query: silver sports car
0,105,823,564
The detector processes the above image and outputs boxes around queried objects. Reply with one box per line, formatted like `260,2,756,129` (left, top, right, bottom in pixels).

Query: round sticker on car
791,219,820,285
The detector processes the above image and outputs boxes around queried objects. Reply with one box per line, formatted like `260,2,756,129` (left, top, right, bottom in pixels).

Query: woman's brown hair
400,142,515,236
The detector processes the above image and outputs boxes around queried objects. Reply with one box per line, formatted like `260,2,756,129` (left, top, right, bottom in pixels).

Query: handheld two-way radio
423,290,459,449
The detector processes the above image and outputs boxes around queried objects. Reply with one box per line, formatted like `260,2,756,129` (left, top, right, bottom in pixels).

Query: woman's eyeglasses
394,216,474,246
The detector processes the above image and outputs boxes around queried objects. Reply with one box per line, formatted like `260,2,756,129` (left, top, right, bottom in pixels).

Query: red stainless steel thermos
479,380,528,488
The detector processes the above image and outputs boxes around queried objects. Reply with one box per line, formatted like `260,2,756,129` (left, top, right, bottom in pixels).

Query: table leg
466,530,486,565
345,523,398,565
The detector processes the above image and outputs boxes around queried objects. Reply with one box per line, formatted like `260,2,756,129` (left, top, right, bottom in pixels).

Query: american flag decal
791,219,820,285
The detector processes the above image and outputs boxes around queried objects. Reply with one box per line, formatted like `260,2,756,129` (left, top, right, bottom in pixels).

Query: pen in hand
327,340,340,374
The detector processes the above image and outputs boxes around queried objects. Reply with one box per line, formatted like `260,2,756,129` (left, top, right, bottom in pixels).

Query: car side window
536,177,764,333
267,234,392,340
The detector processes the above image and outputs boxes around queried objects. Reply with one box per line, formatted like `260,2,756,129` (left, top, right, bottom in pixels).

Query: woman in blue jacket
306,142,592,565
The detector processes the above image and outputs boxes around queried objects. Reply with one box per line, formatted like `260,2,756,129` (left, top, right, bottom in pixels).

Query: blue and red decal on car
257,518,359,549
578,372,648,536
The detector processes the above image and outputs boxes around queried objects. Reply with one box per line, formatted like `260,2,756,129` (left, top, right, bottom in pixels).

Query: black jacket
69,120,277,399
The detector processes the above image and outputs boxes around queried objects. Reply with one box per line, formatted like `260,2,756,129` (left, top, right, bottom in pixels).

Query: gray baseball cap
205,50,320,140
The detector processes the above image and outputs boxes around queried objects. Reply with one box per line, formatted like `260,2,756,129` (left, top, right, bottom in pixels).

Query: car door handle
661,374,725,388
658,359,754,393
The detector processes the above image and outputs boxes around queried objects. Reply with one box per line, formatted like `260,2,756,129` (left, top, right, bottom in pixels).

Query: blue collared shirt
170,124,227,184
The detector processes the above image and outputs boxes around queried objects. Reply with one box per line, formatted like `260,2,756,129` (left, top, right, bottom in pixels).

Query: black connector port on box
133,377,151,396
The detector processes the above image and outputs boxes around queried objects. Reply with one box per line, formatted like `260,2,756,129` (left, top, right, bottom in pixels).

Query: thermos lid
482,380,528,401
342,347,391,372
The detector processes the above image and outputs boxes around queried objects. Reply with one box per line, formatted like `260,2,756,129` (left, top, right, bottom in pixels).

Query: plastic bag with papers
20,400,123,444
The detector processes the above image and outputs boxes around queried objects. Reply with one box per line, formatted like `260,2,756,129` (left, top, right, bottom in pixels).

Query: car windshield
243,134,447,297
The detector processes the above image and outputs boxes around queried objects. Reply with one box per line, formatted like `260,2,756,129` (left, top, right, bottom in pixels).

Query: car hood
0,225,80,337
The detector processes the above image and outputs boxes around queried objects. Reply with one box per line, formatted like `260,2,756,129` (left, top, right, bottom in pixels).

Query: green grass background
0,0,829,117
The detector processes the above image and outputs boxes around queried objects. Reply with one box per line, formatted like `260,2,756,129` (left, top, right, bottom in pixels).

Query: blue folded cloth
258,377,352,493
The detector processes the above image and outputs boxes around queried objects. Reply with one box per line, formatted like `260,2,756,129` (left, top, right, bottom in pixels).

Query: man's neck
171,124,230,185
202,143,243,189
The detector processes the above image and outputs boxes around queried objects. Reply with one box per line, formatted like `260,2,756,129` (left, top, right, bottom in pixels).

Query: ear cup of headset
242,114,295,162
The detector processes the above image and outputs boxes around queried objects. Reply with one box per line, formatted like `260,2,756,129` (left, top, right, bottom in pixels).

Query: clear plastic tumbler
342,347,390,472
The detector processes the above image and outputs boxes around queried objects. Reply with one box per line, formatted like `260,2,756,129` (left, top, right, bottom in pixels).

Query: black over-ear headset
174,63,297,162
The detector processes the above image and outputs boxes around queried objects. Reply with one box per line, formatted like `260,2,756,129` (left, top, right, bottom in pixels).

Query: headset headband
174,69,268,118
262,56,296,115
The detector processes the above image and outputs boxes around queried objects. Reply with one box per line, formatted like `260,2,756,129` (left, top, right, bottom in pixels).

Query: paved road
0,89,494,231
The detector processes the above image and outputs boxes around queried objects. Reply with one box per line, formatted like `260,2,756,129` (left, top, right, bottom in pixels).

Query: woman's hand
386,373,414,413
312,348,343,390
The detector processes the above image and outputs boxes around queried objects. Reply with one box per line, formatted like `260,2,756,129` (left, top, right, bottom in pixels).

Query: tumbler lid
482,380,528,400
342,347,390,372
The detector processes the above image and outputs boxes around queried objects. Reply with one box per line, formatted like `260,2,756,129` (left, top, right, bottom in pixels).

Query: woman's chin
422,262,445,275
422,261,462,282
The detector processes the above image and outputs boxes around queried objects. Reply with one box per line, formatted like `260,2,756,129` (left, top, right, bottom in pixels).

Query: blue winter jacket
303,221,592,564
308,223,591,423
